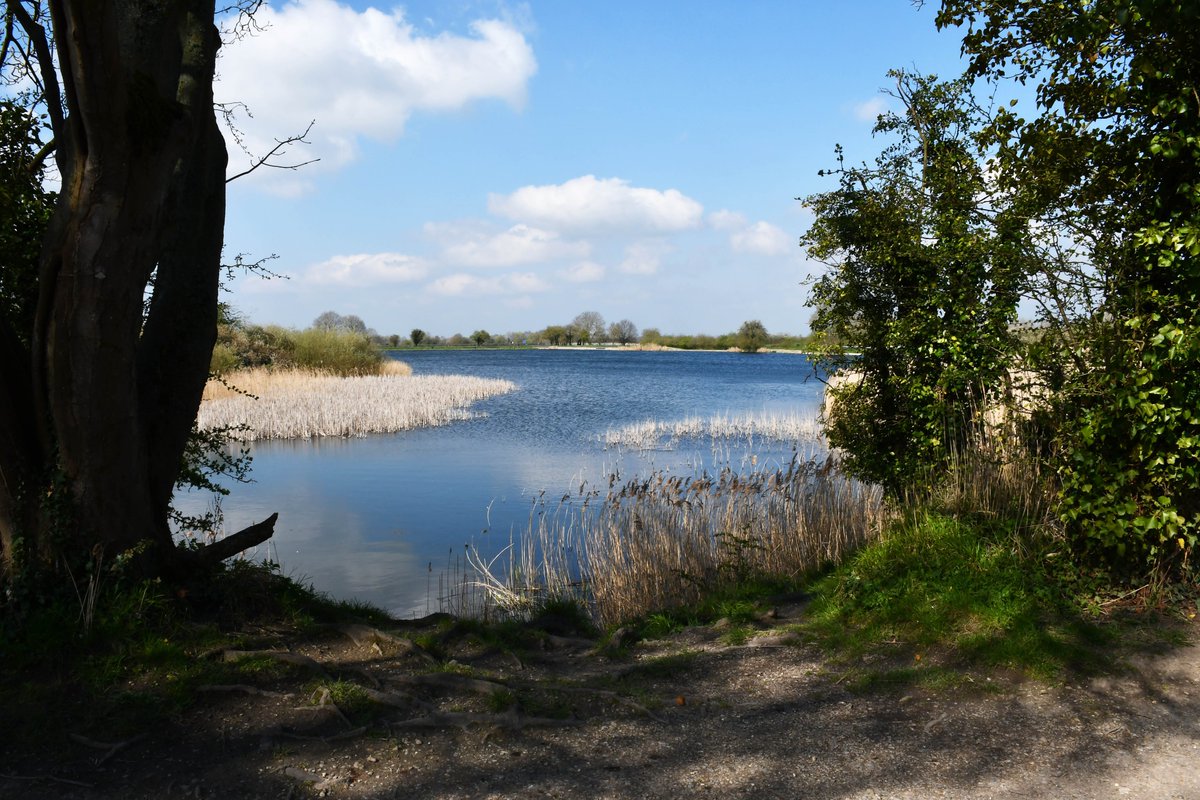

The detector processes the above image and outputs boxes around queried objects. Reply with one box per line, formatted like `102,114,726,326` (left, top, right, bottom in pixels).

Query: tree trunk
0,0,271,585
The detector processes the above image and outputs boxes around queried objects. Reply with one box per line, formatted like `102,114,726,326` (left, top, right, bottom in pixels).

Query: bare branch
225,119,319,183
6,0,63,140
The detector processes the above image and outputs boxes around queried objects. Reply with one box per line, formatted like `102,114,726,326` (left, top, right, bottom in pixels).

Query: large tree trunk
0,0,275,584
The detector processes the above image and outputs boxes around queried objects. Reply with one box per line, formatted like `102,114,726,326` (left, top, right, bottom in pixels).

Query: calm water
176,349,826,616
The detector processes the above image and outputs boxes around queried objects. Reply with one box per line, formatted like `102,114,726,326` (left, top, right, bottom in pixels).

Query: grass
198,366,515,440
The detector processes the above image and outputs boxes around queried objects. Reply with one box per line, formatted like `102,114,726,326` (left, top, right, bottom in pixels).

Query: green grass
799,510,1119,680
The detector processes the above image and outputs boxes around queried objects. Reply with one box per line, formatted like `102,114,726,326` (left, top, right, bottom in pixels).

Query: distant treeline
386,311,819,352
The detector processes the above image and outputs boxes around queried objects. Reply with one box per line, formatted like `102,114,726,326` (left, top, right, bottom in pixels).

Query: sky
215,0,974,338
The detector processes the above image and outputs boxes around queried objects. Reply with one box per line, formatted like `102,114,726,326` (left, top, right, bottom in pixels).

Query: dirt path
4,605,1198,800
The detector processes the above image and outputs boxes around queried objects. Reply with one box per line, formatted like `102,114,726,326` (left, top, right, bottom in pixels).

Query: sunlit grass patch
801,511,1115,679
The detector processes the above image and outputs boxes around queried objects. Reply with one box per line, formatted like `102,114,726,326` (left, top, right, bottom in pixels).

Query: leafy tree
542,325,568,346
388,334,400,348
608,319,639,345
640,327,662,345
736,320,769,353
800,70,1023,496
0,0,278,595
471,329,491,348
410,328,426,348
936,0,1200,568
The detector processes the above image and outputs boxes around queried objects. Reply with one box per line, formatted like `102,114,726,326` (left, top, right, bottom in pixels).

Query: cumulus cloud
708,209,748,231
440,224,590,267
488,175,704,234
853,96,888,122
217,0,536,188
427,271,549,296
305,252,429,285
618,241,671,275
560,261,606,282
730,221,793,257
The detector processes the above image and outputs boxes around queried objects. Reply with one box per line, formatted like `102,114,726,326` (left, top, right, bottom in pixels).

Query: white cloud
708,209,747,231
618,241,671,275
427,271,550,296
488,175,704,234
853,96,888,122
731,221,792,257
217,0,537,189
560,261,606,282
305,252,429,285
441,224,590,267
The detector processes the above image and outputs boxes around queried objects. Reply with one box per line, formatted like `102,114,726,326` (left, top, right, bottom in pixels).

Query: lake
175,348,827,617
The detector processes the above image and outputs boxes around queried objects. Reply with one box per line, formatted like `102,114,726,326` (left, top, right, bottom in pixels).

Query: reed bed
602,411,824,452
198,367,515,440
448,457,885,627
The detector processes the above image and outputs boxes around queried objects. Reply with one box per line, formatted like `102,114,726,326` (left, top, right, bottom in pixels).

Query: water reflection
175,350,825,617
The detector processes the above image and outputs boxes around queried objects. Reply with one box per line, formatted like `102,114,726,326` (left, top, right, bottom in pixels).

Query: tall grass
198,367,515,440
450,457,885,627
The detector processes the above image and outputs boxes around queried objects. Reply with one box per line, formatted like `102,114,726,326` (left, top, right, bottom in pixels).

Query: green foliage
735,320,768,353
0,100,54,342
801,71,1022,496
802,511,1115,679
936,0,1200,571
471,329,491,347
410,328,426,347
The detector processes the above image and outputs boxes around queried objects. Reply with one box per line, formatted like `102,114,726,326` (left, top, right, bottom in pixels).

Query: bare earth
4,600,1198,800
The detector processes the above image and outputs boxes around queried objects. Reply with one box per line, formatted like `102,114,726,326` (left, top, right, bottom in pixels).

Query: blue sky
217,0,972,338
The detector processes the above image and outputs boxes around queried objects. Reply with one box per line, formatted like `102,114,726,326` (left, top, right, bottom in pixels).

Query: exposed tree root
389,672,508,696
391,708,580,732
198,684,292,698
336,624,435,663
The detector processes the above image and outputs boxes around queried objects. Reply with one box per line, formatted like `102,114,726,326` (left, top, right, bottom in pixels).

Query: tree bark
0,0,253,582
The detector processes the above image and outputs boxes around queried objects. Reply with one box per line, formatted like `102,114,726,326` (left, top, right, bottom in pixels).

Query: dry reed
449,457,885,627
602,411,824,452
198,366,515,440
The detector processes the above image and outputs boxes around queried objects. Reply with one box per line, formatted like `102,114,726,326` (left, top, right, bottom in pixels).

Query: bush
289,327,381,376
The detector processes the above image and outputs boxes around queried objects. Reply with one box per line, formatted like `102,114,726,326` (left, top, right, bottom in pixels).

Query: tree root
198,684,293,698
389,672,508,696
0,772,95,789
336,624,435,663
391,708,580,732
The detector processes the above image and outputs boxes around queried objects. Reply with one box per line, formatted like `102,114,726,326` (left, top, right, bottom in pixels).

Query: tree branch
191,512,278,565
225,120,319,183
